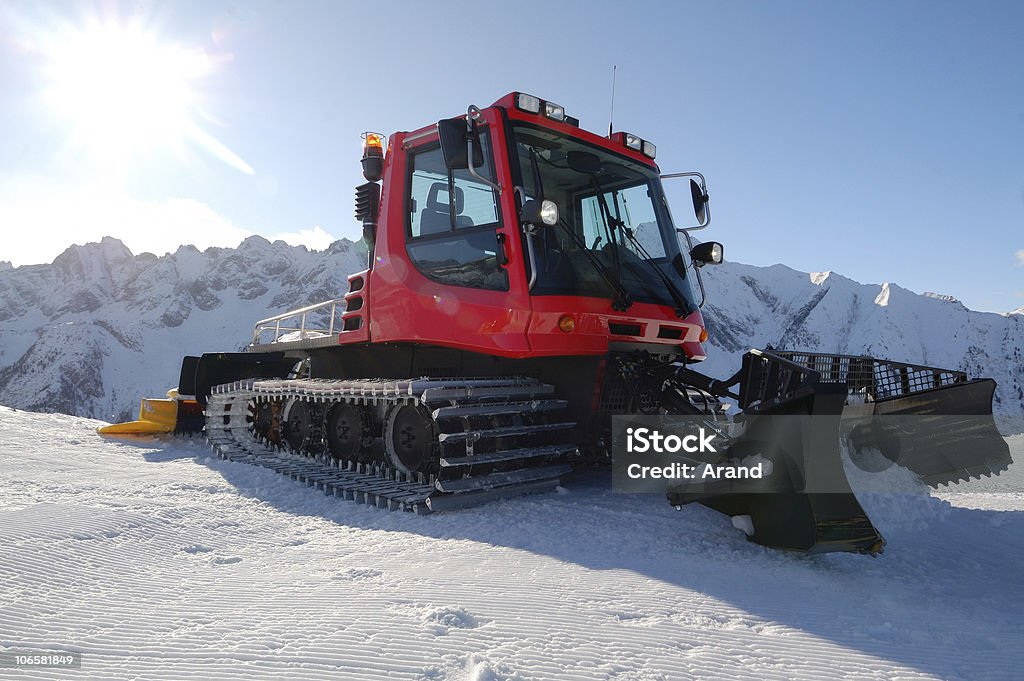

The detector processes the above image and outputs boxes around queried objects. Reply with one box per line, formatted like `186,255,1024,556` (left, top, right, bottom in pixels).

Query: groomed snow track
204,377,577,513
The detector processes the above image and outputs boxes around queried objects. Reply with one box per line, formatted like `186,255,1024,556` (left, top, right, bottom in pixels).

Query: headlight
543,101,566,121
515,93,542,114
539,199,559,226
618,133,657,159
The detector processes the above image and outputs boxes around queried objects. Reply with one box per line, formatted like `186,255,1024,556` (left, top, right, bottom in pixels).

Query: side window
408,138,500,238
405,135,508,291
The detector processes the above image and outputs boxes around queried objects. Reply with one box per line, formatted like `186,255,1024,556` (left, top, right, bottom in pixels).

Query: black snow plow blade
848,380,1012,486
668,349,1011,556
667,353,885,555
776,351,1013,487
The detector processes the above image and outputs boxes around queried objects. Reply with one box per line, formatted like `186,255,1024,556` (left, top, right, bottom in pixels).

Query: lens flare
32,14,252,175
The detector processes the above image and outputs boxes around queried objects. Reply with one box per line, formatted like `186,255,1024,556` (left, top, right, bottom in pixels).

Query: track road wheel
252,400,281,444
282,399,314,452
384,404,438,475
325,402,370,462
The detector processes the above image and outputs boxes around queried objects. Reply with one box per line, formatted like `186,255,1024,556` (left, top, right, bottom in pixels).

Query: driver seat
419,183,474,235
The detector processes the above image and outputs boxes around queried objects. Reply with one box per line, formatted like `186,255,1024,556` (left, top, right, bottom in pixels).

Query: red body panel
354,94,708,361
527,296,705,357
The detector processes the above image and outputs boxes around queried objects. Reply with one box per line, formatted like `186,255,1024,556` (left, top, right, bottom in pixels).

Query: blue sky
1,0,1021,312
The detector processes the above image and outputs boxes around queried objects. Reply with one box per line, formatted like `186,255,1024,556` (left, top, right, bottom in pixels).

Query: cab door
367,111,533,357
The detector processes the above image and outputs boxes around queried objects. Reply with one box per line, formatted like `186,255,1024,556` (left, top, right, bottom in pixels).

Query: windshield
510,122,698,313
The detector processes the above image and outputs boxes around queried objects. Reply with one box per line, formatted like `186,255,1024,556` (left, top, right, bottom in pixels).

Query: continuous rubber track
204,377,576,513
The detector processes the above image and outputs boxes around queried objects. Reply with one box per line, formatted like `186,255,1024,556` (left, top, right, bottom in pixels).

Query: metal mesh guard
739,350,821,411
774,351,967,401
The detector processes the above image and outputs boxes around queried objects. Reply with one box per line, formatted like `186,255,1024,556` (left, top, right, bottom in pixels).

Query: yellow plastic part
97,397,178,435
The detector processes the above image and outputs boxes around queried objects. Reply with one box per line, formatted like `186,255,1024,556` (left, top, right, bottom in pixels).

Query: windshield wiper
589,176,693,318
589,176,626,300
618,223,694,317
555,218,632,311
526,148,632,311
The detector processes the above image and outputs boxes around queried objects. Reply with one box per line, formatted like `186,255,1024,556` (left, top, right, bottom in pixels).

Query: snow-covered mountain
0,236,366,422
0,237,1020,425
696,264,1024,421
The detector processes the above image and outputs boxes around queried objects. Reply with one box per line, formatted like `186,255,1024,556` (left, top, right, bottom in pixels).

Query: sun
37,16,252,175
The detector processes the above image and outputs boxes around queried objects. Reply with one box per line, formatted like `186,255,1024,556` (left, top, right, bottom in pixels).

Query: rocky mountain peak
0,236,1019,430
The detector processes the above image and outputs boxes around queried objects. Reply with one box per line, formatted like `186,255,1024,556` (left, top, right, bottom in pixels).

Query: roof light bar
543,101,565,121
514,93,575,125
515,93,542,114
620,132,657,160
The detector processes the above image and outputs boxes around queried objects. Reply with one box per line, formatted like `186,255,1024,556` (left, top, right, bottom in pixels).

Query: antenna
608,65,617,137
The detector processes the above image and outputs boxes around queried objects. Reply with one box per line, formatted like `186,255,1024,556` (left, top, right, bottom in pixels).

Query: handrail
251,297,347,346
252,298,344,327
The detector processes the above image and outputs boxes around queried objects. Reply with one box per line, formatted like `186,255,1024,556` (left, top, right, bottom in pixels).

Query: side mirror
437,117,484,170
690,179,709,227
690,241,723,267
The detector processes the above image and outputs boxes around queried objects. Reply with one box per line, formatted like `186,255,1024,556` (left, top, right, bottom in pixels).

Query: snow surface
1,406,1022,680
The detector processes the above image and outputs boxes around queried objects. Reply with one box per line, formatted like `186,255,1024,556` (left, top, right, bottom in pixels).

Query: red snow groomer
101,92,1012,555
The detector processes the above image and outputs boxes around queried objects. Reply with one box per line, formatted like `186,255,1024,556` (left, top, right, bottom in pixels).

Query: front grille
608,322,643,337
597,362,661,415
